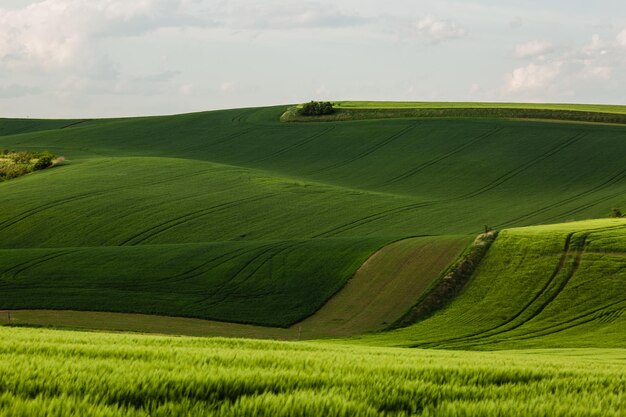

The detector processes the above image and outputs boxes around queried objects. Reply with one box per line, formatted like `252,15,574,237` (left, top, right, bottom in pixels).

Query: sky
0,0,625,118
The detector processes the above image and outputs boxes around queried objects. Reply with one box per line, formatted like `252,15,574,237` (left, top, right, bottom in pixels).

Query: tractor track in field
190,241,296,308
60,120,92,129
381,127,504,186
161,244,282,289
495,166,626,228
197,241,309,316
176,128,255,154
307,123,421,175
313,133,589,238
119,193,279,246
250,127,335,163
0,249,78,280
207,241,308,304
0,167,219,234
412,232,589,349
451,131,588,201
540,188,626,224
496,299,626,342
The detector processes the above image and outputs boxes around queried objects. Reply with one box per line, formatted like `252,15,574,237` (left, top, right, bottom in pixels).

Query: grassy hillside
1,104,625,329
357,219,626,349
0,326,623,417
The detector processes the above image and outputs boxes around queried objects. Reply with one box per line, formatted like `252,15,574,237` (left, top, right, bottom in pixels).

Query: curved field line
313,132,589,238
540,188,626,224
307,123,421,175
441,236,591,349
60,120,91,129
161,244,276,289
120,193,279,246
0,167,218,233
0,251,69,277
176,128,255,153
201,241,307,309
0,249,77,279
464,299,626,347
496,167,626,228
249,126,336,163
508,299,626,340
452,132,588,201
381,127,504,186
189,242,294,308
412,232,585,348
309,201,433,238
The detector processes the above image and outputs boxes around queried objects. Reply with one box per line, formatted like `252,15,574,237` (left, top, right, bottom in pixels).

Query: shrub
33,151,54,170
610,208,623,218
0,150,58,181
300,101,335,116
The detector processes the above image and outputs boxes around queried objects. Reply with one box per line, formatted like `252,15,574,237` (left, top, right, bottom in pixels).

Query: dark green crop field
1,105,626,328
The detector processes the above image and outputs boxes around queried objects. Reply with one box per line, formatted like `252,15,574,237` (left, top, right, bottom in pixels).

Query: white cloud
221,2,367,30
514,41,553,59
0,0,213,70
410,16,466,44
582,34,608,54
503,62,562,94
617,29,626,47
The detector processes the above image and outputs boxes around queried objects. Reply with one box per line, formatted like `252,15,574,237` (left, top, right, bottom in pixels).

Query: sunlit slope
0,157,421,248
335,101,626,113
358,219,626,349
1,326,623,417
2,108,626,238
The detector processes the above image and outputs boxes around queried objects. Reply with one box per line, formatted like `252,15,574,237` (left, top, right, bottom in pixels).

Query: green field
1,103,626,415
334,101,626,113
283,101,626,123
1,105,626,328
356,219,626,349
0,326,623,417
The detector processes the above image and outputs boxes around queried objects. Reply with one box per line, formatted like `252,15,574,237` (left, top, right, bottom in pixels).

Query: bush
610,208,623,218
33,151,54,170
300,101,335,116
0,150,58,181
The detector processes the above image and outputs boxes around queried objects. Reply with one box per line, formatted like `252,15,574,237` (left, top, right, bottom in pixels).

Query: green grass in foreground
0,326,623,417
356,219,626,349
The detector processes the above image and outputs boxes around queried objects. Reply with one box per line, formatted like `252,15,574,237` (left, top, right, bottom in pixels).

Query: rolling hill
1,103,625,337
356,218,626,349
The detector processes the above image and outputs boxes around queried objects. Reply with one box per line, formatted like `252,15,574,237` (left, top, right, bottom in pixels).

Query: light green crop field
355,218,626,349
334,101,626,113
0,326,624,417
